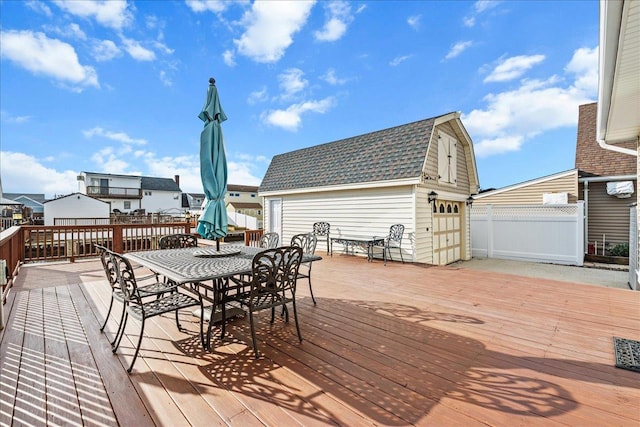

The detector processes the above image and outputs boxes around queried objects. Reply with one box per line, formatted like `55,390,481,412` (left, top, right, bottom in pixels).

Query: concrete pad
450,257,631,290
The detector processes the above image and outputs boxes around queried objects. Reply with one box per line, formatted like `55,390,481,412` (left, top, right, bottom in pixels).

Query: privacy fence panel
629,204,637,290
471,202,584,266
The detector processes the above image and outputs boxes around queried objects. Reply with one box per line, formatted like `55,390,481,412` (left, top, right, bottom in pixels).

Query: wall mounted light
466,195,474,206
428,191,438,204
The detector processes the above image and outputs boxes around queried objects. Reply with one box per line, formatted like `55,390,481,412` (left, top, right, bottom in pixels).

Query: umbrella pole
216,238,220,251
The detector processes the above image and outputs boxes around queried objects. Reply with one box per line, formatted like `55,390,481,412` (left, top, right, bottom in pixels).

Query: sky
0,0,599,199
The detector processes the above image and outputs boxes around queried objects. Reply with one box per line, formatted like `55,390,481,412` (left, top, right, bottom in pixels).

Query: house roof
259,115,447,193
473,169,578,200
227,202,262,209
3,193,46,203
141,176,181,191
227,184,258,193
575,102,636,177
43,192,108,204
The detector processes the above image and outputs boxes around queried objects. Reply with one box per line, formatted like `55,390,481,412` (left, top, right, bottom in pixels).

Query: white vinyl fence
471,202,585,266
629,204,637,290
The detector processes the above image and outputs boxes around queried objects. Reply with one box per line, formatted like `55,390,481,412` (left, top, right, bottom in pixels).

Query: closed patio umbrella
197,77,228,248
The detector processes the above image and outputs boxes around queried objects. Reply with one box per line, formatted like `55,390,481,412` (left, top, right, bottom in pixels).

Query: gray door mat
613,336,640,373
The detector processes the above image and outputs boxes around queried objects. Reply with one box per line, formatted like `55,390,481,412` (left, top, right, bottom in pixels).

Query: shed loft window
438,131,457,185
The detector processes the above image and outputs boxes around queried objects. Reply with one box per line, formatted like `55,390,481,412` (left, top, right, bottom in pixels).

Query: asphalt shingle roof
259,116,441,193
141,176,181,191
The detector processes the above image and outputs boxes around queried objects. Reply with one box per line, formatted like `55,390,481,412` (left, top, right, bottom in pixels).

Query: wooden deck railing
244,229,264,247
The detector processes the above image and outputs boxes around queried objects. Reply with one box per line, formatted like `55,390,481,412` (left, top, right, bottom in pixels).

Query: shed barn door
433,200,462,265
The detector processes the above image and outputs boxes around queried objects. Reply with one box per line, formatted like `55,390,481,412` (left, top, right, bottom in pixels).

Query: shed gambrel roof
141,176,181,192
259,115,448,193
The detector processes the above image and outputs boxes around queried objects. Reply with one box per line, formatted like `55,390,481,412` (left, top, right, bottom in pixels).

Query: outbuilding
259,112,479,265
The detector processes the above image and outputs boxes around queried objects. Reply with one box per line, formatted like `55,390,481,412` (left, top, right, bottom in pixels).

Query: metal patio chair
312,222,331,254
159,233,198,249
383,224,405,265
225,246,303,358
109,251,204,373
94,244,181,349
291,233,318,304
259,232,279,249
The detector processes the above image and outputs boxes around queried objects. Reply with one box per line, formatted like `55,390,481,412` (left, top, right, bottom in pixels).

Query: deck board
1,255,639,426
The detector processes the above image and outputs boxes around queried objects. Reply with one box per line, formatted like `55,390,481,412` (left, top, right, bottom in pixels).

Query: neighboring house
472,169,579,206
597,0,639,289
473,102,636,252
3,193,46,219
182,193,206,210
43,193,109,226
576,102,636,251
226,184,263,224
259,112,480,265
77,172,182,214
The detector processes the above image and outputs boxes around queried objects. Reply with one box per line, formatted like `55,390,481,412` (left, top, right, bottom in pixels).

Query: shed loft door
433,200,462,265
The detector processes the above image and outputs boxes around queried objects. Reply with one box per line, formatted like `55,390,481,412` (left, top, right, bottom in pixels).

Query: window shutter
438,133,458,185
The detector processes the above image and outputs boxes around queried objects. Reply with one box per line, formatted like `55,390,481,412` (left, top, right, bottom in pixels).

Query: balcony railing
86,186,142,199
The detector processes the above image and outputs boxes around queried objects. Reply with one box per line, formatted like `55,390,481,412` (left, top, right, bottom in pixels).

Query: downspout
583,181,589,253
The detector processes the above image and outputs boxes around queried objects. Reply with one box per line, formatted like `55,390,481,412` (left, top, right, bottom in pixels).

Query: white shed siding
44,195,109,226
265,186,415,260
415,186,434,264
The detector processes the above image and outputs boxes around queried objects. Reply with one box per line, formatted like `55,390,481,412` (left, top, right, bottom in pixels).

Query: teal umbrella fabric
197,79,228,241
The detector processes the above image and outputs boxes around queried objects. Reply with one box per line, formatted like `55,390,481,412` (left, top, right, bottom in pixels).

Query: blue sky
1,0,598,198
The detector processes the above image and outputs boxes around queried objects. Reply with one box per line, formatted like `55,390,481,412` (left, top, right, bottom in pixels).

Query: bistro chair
259,232,279,249
159,233,198,249
225,246,303,359
94,244,180,349
312,222,331,254
291,233,318,304
109,251,205,373
383,224,405,265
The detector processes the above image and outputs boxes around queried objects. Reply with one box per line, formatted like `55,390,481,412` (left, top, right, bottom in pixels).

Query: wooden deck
1,254,638,426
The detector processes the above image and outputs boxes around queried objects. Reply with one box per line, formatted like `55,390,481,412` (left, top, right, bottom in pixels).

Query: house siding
581,181,634,248
473,171,579,205
264,186,415,259
424,123,473,197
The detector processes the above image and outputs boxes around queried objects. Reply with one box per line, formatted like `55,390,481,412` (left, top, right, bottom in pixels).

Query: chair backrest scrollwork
259,232,279,249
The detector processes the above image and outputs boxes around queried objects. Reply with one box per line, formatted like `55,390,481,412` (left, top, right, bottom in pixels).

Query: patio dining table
124,244,322,348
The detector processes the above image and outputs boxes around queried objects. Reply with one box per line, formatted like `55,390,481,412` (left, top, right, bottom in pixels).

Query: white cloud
234,1,315,63
0,151,78,197
262,97,335,131
92,39,121,61
444,41,473,60
390,54,413,67
83,127,148,145
121,37,156,61
91,147,132,174
314,1,353,42
159,70,172,87
248,86,268,105
463,47,597,157
322,68,347,85
0,30,99,91
223,50,236,67
0,111,32,124
26,0,52,16
407,14,421,30
278,68,308,98
47,22,87,40
564,47,598,95
185,0,228,13
53,0,134,30
484,54,545,82
464,0,501,27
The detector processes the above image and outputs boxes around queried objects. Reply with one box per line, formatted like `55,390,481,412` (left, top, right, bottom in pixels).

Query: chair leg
175,309,183,331
291,298,303,343
100,296,115,332
112,310,128,352
110,303,127,347
248,309,259,359
127,317,145,373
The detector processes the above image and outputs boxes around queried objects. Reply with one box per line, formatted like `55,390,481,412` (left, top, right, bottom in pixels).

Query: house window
124,201,131,209
438,131,457,185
